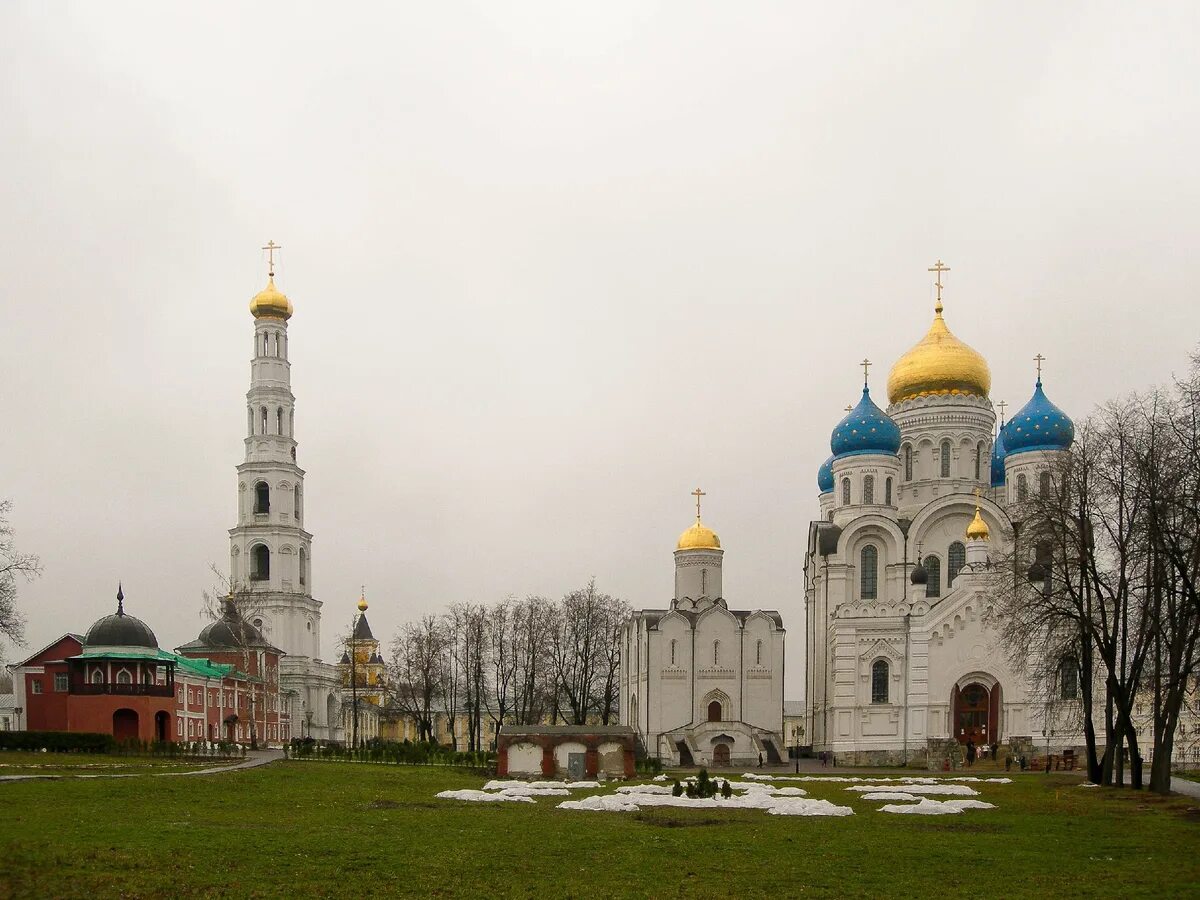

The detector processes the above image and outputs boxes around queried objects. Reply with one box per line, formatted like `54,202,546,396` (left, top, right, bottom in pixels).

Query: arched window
940,440,951,478
841,478,851,506
1017,473,1028,501
299,547,307,586
1059,656,1079,700
756,639,763,666
1039,471,1051,498
885,477,892,506
871,660,889,703
948,541,966,587
289,410,295,436
860,545,878,600
707,700,722,722
712,640,720,666
273,333,280,357
277,407,284,435
863,475,875,505
260,406,268,435
247,408,253,437
92,669,103,684
294,485,301,520
975,442,984,480
904,445,913,481
254,481,270,514
925,555,942,597
117,669,132,685
670,639,677,666
251,544,270,581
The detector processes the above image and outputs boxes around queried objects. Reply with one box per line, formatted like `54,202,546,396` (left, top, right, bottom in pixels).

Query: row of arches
257,329,287,359
902,439,990,483
248,405,295,438
668,637,767,667
250,481,302,521
840,475,894,507
246,543,308,586
1013,470,1053,502
857,541,967,600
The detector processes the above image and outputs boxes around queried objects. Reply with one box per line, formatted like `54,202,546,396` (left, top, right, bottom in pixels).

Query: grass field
1,760,1198,898
0,751,235,777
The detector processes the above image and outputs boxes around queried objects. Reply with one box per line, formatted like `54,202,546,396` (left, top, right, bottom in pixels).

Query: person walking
966,739,977,767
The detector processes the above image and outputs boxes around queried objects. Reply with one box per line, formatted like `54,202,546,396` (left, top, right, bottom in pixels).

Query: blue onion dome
817,455,835,493
990,426,1007,487
830,387,901,458
1003,378,1074,456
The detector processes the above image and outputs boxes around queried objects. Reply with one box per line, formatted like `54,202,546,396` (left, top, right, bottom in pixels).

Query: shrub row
286,737,494,769
0,731,116,753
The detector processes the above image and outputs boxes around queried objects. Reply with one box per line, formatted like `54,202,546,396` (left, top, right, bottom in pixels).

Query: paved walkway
0,748,282,783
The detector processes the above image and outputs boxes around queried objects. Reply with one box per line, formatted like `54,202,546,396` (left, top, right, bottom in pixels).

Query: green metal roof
69,648,240,681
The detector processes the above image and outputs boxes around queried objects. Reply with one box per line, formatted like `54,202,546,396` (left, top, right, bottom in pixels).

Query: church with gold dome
619,490,787,767
804,262,1076,765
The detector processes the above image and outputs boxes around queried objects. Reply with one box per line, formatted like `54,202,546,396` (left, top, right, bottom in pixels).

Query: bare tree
201,566,274,749
389,615,445,743
510,595,553,725
0,499,40,656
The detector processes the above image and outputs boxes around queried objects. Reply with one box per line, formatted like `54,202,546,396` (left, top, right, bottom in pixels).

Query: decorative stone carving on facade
858,637,905,662
696,667,737,680
744,667,773,680
659,667,688,680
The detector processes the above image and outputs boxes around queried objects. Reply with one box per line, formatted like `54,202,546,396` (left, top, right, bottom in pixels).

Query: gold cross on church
262,240,282,277
997,399,1008,422
691,487,706,522
928,259,950,312
1034,353,1046,381
861,358,872,387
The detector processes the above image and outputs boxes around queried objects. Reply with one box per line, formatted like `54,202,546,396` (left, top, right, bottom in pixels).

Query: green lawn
0,762,1197,898
0,751,234,776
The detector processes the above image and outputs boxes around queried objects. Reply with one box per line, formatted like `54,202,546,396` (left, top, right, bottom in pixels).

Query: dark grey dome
196,600,269,648
85,586,158,648
910,560,928,585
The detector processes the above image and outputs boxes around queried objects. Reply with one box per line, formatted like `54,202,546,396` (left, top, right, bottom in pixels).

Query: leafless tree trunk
388,615,445,743
202,566,274,749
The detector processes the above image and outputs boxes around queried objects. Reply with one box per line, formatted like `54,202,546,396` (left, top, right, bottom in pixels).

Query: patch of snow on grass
616,785,673,795
941,799,996,810
437,789,534,804
860,791,920,801
846,783,979,796
767,798,855,817
499,786,571,797
557,795,641,812
769,787,808,796
879,798,964,815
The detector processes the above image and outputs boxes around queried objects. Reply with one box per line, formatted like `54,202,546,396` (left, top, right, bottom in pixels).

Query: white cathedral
804,264,1076,765
228,251,342,740
620,492,787,767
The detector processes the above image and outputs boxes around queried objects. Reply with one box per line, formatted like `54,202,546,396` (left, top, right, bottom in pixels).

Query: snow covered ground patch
554,791,853,816
558,795,640,813
499,786,571,797
437,789,534,804
860,791,921,802
879,798,964,815
845,783,979,796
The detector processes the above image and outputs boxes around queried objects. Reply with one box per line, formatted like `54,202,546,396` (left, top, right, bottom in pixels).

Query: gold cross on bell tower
928,259,950,313
1034,353,1045,381
262,240,282,277
691,487,706,522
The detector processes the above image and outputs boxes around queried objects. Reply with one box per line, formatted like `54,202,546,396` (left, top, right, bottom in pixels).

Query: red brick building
9,588,289,746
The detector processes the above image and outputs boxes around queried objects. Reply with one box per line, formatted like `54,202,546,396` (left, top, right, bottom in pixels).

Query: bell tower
228,242,323,661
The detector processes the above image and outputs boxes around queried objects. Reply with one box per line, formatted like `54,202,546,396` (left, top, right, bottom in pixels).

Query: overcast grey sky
2,2,1197,697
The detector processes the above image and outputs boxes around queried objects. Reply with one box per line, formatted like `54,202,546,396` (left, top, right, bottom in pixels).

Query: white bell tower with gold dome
673,488,724,604
227,242,341,740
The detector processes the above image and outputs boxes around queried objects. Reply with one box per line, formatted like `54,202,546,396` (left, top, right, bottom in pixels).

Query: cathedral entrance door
954,683,990,745
713,743,730,767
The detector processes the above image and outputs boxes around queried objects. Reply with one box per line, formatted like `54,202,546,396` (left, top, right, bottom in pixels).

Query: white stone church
804,265,1077,765
620,494,786,767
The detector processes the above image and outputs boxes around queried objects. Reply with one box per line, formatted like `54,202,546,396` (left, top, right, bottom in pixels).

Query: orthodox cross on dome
262,240,282,277
1034,353,1046,382
997,400,1008,424
116,582,124,616
928,259,950,313
860,358,872,387
691,487,706,523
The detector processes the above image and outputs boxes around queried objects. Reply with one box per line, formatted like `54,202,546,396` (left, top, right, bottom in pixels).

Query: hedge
0,731,117,753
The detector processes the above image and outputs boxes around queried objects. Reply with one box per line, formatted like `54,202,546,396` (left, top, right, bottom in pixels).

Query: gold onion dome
249,277,293,320
677,521,721,551
357,594,368,612
887,302,990,404
966,505,990,541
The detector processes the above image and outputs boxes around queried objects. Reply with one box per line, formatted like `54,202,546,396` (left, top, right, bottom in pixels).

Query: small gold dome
357,594,368,612
966,506,990,541
677,521,721,551
887,304,990,404
249,277,293,320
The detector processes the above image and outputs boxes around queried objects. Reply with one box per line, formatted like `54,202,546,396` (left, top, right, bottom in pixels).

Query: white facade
229,277,342,740
621,527,785,767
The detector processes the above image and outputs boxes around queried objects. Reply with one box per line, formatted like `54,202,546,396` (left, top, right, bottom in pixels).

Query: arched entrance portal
952,681,1002,745
712,743,731,766
707,700,722,723
113,709,139,741
154,711,169,742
